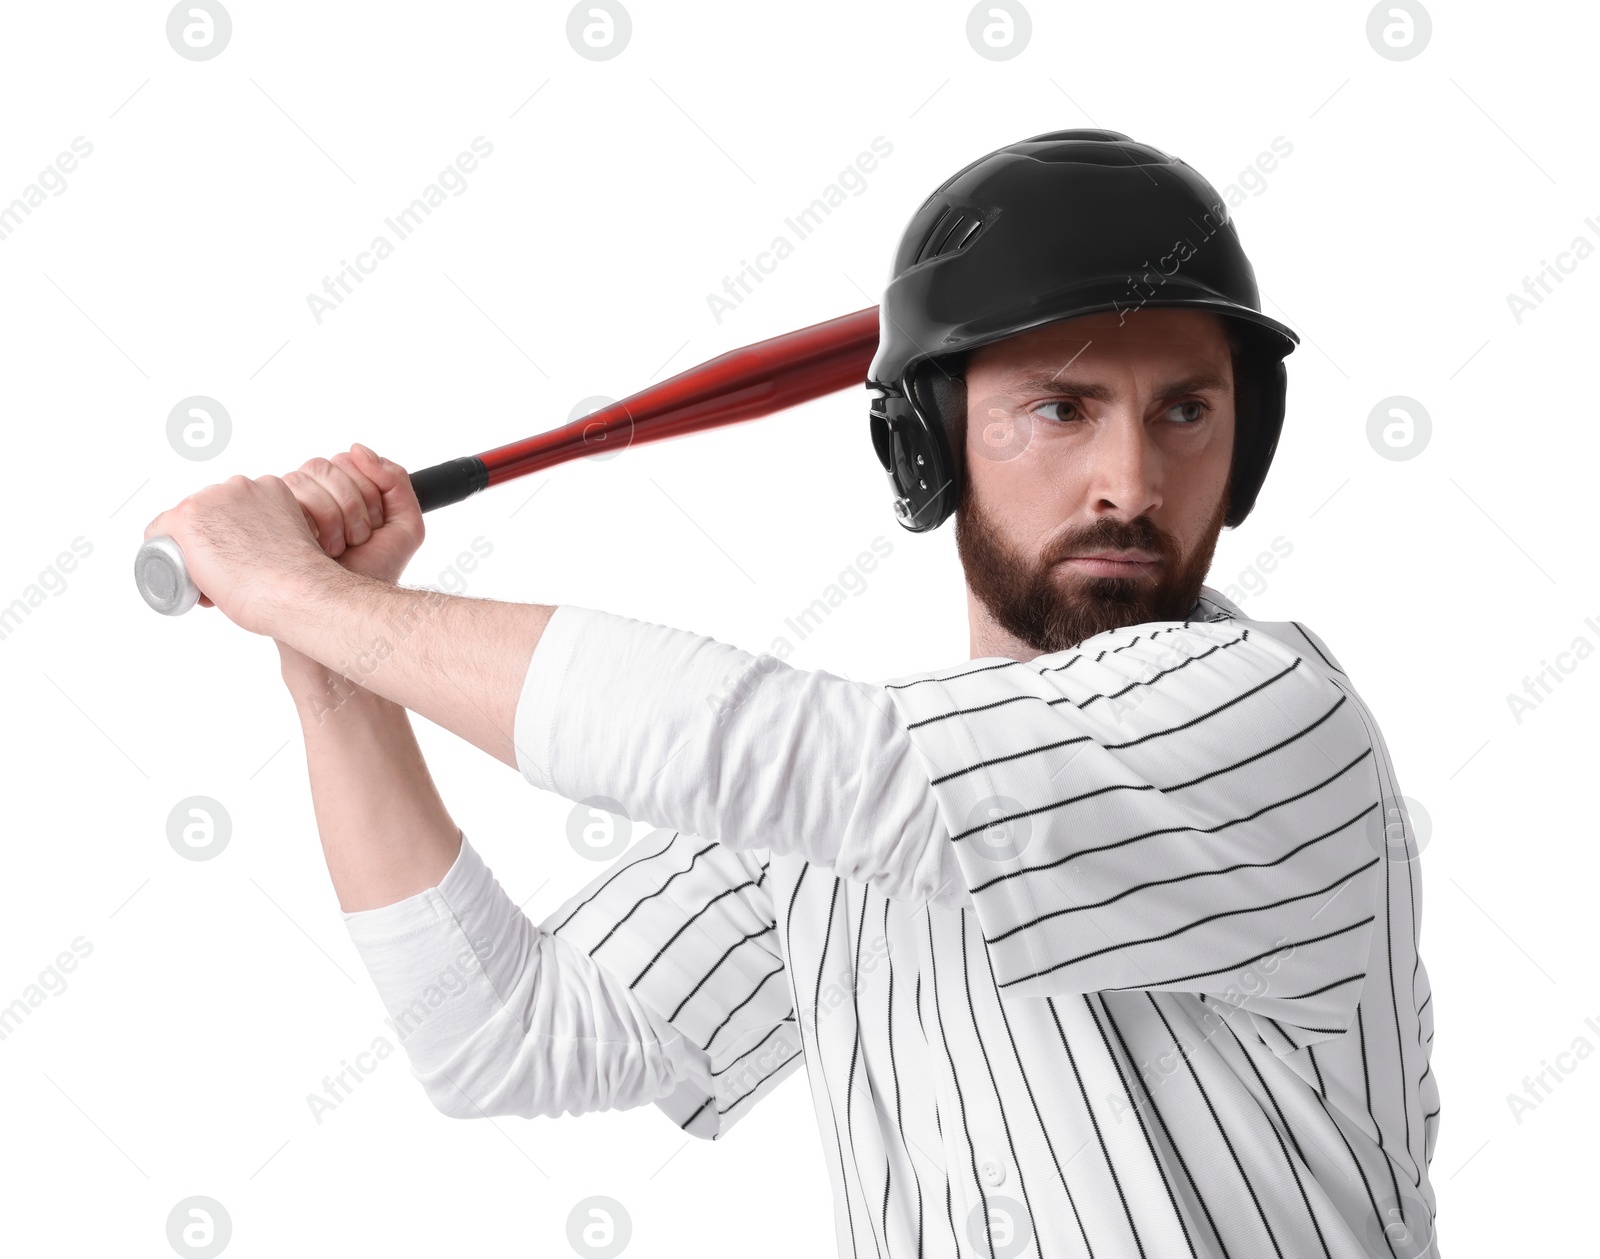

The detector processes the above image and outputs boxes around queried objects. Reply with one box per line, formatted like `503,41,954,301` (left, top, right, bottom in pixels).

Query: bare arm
192,443,515,908
268,565,554,769
144,445,555,768
149,443,967,914
278,640,464,912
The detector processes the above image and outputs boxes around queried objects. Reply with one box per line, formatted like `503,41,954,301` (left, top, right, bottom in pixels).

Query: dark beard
954,475,1230,657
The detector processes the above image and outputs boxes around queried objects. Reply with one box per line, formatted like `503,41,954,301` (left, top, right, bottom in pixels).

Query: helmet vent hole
914,205,985,264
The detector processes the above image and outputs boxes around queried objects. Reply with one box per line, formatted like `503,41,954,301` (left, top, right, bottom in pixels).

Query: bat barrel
477,305,879,486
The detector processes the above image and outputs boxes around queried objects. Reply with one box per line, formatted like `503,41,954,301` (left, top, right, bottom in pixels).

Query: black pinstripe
536,588,1440,1258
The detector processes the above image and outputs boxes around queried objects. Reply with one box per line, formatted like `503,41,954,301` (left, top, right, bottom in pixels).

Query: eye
1030,400,1081,424
1167,399,1208,425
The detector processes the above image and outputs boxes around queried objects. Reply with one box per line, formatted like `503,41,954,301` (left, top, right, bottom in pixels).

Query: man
147,130,1439,1258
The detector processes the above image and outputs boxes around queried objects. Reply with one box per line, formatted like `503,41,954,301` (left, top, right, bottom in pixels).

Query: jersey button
979,1158,1006,1187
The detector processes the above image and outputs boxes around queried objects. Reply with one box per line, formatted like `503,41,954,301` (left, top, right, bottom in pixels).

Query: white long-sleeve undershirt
341,603,965,1120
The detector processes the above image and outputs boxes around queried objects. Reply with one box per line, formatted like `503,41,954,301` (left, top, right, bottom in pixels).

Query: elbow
431,1095,480,1122
423,1075,498,1121
417,1057,545,1121
424,1074,560,1122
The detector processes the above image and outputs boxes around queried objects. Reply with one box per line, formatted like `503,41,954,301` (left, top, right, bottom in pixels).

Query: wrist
278,641,397,724
263,559,363,651
277,638,329,683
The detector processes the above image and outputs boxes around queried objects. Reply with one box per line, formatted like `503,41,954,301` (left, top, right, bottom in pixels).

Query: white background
1,1,1594,1255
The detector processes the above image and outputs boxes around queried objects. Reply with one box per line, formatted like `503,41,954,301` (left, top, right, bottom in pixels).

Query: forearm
268,562,555,767
279,642,463,912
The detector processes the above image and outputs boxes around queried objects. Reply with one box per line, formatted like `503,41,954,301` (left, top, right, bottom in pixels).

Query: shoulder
1183,582,1347,679
870,586,1359,712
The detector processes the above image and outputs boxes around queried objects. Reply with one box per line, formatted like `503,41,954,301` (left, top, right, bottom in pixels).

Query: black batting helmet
867,128,1299,532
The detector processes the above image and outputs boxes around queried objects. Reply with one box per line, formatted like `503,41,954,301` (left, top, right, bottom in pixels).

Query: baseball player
146,131,1439,1258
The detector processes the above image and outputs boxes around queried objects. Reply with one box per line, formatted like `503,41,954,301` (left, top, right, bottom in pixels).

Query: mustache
1042,518,1173,565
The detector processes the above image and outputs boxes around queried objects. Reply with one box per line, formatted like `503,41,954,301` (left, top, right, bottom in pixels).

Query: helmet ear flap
868,359,964,532
1224,330,1288,528
915,358,967,505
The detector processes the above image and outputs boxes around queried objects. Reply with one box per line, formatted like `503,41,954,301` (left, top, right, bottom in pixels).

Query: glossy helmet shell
867,128,1299,532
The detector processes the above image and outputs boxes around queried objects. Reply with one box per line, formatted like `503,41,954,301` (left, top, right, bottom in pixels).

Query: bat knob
135,536,200,616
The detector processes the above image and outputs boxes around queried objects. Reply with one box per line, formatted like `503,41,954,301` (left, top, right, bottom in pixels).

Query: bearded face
953,309,1239,659
956,458,1231,656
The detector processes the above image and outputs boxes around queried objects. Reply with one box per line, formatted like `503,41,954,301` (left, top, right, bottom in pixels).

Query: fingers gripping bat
134,306,880,615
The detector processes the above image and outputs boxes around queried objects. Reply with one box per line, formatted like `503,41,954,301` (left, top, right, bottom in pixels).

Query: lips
1071,550,1158,564
1057,550,1160,577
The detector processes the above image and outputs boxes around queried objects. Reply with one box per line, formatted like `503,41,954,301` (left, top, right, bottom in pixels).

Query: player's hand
283,444,423,585
144,473,334,637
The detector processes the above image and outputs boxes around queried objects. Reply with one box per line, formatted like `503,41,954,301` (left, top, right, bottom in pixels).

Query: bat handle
134,456,488,616
135,535,201,616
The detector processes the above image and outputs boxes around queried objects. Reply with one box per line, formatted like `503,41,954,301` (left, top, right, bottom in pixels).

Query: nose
1086,411,1161,519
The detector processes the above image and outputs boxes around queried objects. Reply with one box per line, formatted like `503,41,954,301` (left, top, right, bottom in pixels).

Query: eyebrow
1003,371,1232,402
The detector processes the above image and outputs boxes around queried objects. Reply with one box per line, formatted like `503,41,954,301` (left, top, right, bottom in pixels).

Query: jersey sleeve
514,603,968,909
538,827,802,1139
880,619,1386,1051
341,831,708,1122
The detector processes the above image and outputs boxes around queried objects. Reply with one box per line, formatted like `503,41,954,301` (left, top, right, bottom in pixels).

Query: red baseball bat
135,306,882,615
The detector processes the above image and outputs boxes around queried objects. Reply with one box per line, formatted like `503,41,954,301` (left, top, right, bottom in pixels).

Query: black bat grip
410,456,490,513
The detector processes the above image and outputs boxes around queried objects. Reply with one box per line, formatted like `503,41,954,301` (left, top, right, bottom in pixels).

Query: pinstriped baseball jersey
538,585,1439,1259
